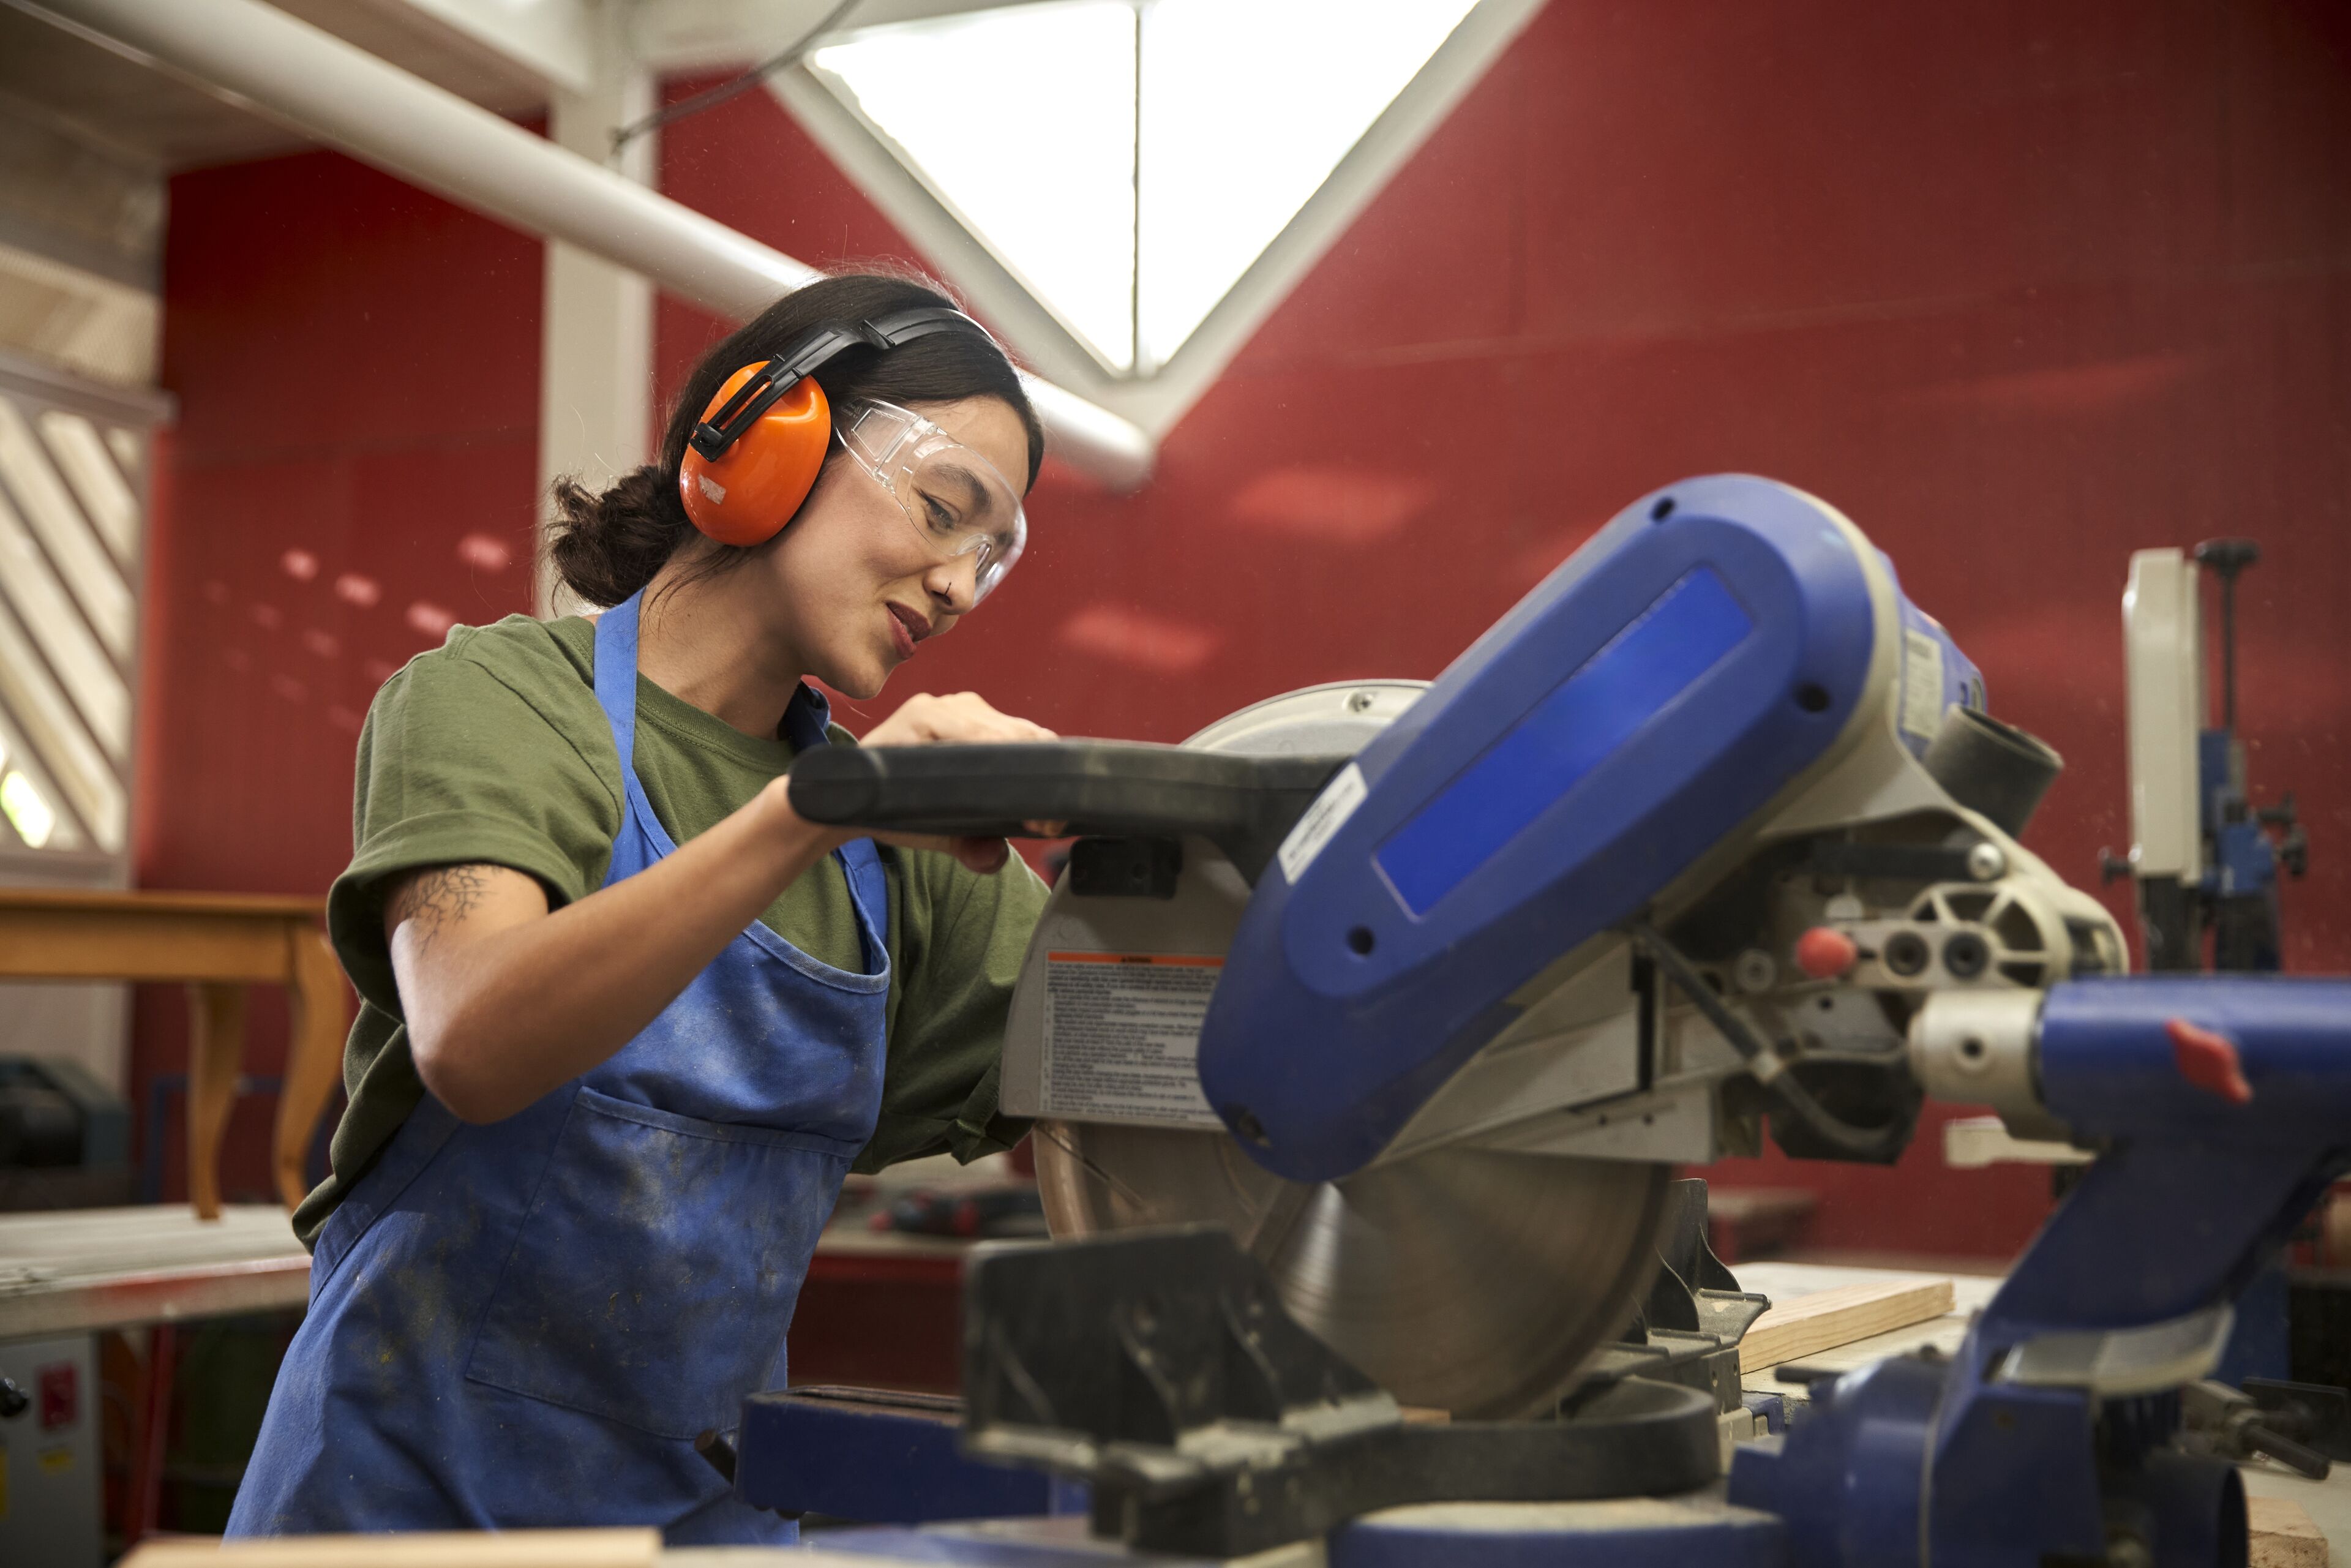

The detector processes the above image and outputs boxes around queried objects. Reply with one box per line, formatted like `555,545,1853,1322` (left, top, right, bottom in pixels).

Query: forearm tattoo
388,863,494,950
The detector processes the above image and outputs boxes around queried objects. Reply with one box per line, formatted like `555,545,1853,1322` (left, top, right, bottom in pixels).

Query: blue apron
228,591,891,1542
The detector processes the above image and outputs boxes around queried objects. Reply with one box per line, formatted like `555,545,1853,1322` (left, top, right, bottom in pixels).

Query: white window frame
768,0,1547,438
0,346,167,887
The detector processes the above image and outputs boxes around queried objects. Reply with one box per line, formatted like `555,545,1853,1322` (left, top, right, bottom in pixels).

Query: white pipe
8,0,1155,490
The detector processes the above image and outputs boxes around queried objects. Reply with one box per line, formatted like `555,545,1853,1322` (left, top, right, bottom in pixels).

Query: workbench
789,1155,1028,1393
0,1166,987,1354
0,1203,310,1340
90,1256,2346,1565
0,1203,313,1546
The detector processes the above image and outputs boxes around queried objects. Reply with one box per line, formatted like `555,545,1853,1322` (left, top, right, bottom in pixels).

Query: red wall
148,0,2351,1251
141,154,542,1199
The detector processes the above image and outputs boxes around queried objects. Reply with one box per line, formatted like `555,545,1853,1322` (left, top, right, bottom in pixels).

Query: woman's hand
859,690,1056,748
844,691,1061,873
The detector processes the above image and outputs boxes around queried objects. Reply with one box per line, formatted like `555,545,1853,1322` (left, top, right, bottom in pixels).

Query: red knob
1795,926,1861,980
2166,1017,2253,1105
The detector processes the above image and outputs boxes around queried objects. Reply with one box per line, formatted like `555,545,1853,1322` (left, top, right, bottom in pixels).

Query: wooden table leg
276,925,348,1212
186,981,247,1222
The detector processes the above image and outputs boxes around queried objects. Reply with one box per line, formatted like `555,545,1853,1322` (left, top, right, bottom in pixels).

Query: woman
230,274,1057,1542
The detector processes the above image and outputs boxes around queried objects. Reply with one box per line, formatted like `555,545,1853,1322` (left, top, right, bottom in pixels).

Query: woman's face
751,394,1032,700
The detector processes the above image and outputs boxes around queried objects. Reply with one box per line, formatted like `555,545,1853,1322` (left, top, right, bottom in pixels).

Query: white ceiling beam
4,0,1155,489
334,0,597,96
635,0,1062,73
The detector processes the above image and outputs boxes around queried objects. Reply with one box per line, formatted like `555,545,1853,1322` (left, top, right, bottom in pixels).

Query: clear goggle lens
839,400,1026,605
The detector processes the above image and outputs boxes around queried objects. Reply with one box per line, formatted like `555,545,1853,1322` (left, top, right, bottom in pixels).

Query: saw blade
1034,1119,1668,1419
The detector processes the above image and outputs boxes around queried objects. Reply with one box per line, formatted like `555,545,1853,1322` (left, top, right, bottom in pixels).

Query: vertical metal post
2192,538,2260,735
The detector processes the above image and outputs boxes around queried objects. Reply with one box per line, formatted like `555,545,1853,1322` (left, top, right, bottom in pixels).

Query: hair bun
547,463,692,607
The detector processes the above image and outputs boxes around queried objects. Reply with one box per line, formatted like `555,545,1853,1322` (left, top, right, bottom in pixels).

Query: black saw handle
787,742,1352,883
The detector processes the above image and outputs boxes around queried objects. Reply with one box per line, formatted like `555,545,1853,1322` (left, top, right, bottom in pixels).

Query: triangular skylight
808,0,1482,377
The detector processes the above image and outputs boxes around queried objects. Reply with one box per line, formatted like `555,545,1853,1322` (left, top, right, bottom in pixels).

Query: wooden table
0,888,347,1218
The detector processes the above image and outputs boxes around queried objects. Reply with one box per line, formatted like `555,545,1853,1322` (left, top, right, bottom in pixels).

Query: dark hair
548,272,1044,607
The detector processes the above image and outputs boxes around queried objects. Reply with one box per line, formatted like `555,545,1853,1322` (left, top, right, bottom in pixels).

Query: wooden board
2251,1496,2329,1568
0,890,321,984
120,1528,659,1567
0,887,328,917
1738,1276,1956,1373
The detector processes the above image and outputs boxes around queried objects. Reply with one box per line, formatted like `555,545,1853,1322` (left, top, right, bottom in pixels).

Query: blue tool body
1732,974,2351,1567
1199,475,1897,1182
733,1391,1088,1524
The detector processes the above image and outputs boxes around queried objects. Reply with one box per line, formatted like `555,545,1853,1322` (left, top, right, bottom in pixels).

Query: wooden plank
0,907,293,981
2249,1496,2328,1568
1738,1277,1956,1373
0,887,326,918
0,1203,306,1266
121,1528,660,1567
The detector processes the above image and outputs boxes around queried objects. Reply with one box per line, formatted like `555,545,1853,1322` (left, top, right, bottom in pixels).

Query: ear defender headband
677,306,999,548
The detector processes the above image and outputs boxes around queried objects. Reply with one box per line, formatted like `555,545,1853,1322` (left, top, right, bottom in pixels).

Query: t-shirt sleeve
324,640,621,1022
855,844,1048,1172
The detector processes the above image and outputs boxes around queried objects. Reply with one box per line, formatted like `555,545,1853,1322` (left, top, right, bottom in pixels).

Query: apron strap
591,590,647,779
836,836,890,976
597,595,891,974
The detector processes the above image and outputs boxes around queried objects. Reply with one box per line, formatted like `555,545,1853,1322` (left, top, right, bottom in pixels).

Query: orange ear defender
676,306,998,548
678,368,830,547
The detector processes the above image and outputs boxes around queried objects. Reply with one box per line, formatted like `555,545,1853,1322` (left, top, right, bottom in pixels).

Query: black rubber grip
788,743,1352,883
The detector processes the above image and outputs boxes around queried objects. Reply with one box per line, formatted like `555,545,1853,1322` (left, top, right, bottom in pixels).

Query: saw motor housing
995,475,2123,1182
792,473,2132,1422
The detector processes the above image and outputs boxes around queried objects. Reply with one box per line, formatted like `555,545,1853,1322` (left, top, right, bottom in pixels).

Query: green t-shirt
293,612,1044,1248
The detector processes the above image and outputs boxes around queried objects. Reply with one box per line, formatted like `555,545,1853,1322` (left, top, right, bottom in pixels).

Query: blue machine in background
2105,538,2310,976
778,475,2350,1568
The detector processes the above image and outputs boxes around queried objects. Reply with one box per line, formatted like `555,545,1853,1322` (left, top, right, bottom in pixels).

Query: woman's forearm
403,779,831,1121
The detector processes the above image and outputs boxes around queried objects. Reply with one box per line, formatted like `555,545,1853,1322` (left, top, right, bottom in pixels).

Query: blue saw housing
1196,475,1897,1182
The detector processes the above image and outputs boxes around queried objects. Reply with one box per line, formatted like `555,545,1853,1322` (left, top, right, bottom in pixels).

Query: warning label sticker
1040,952,1225,1127
1277,761,1367,884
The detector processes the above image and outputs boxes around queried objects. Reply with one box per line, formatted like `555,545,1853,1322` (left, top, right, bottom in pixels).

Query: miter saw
752,474,2351,1567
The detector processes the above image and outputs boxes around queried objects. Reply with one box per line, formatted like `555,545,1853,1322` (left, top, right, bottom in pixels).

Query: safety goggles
836,400,1027,605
